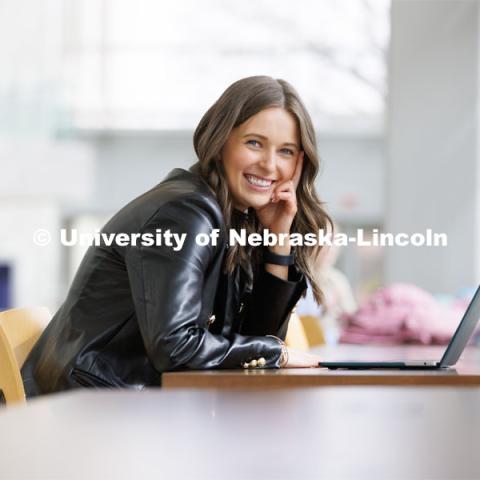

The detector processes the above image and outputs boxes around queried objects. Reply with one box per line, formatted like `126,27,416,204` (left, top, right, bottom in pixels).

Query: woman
22,76,332,396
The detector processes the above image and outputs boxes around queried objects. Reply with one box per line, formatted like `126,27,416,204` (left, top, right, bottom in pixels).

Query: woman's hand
255,152,304,237
284,348,324,368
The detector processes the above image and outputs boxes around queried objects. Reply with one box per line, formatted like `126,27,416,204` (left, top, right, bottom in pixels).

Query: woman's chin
235,191,271,211
249,198,271,210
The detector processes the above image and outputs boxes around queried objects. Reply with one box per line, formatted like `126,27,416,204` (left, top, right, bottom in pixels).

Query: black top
21,168,307,396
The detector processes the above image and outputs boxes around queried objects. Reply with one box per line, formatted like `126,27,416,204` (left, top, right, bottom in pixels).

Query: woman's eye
281,148,295,156
246,139,261,147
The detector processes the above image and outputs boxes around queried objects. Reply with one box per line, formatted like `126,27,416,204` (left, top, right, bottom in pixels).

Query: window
63,0,390,130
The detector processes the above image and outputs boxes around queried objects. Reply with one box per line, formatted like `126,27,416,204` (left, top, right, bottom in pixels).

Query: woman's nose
259,149,276,172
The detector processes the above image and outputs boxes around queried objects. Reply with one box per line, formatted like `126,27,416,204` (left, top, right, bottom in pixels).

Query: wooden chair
0,307,51,406
285,312,310,351
299,315,326,348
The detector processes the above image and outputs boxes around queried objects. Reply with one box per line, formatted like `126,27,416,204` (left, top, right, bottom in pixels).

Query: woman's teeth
245,175,273,187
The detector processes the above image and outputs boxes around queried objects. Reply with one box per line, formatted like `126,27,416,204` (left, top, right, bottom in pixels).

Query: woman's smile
244,173,276,190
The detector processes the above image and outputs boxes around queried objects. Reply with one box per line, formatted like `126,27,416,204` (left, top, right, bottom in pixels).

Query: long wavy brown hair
192,75,333,305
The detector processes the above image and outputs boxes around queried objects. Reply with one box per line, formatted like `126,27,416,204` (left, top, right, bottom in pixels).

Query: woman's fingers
284,348,323,368
272,180,297,210
272,180,294,200
273,192,293,201
272,192,297,215
272,151,303,203
262,152,303,231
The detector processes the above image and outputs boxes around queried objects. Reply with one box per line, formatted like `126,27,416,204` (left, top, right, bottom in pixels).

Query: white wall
0,202,60,310
0,140,94,310
318,134,385,225
386,0,480,293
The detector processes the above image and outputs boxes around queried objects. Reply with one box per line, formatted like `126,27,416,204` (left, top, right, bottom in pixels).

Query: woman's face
221,107,301,211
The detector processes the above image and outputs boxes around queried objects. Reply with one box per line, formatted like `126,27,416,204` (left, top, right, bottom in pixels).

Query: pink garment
339,283,471,345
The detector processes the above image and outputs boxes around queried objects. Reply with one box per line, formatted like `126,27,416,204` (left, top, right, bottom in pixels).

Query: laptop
318,284,480,370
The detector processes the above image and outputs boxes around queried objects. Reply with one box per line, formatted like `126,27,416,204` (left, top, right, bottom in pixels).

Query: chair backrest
0,307,51,405
285,312,309,351
299,315,326,348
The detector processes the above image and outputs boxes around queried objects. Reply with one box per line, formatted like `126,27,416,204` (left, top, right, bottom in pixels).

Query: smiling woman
193,76,333,297
21,76,333,396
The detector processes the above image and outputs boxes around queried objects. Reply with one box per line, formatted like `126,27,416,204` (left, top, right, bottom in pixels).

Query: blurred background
0,0,478,324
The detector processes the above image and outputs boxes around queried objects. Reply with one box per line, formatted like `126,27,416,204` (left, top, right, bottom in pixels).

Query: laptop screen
440,285,480,366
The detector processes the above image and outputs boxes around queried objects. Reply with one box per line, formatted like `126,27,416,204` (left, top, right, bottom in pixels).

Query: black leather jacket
22,168,307,396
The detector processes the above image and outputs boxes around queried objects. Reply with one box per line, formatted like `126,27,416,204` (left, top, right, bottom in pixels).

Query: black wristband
263,248,295,266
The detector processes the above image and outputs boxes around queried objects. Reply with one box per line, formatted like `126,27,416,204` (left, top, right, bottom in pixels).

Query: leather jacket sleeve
239,263,307,340
124,194,284,371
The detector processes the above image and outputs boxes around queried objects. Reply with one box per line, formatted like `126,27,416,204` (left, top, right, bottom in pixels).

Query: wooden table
1,387,480,479
163,345,480,388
